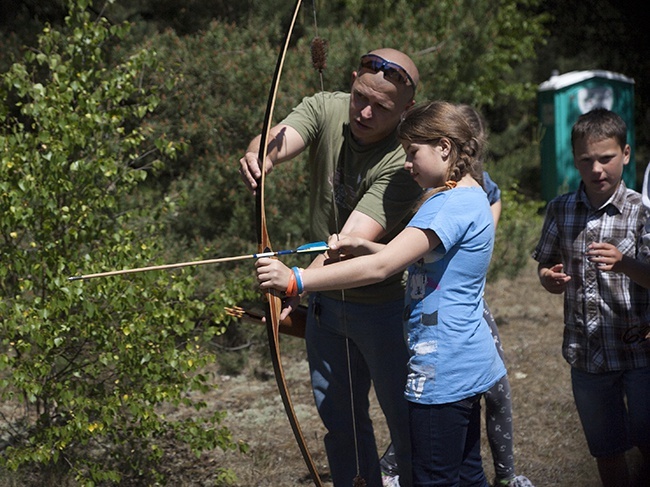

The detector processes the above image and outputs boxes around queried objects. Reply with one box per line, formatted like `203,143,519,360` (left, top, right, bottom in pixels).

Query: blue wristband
292,266,304,294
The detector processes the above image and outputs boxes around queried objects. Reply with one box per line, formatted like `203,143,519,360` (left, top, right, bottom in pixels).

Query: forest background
0,0,649,485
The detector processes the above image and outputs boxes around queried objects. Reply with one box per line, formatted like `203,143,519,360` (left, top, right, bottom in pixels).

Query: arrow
68,241,329,281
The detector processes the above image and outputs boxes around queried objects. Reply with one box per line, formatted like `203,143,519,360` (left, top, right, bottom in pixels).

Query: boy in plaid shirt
533,108,650,486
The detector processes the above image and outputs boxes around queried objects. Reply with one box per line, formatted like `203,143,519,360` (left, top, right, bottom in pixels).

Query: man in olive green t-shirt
240,48,421,487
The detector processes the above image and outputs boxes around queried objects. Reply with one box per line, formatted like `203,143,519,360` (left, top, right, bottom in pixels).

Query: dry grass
2,259,647,486
160,259,608,486
199,259,647,486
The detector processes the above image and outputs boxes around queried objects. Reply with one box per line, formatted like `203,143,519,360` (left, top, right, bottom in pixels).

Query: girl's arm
490,199,502,228
256,226,439,293
309,210,389,268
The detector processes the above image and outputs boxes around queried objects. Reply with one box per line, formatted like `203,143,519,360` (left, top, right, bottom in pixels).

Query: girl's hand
256,258,292,291
326,234,364,259
326,234,380,260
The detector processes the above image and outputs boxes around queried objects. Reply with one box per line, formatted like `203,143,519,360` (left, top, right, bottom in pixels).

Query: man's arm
239,124,306,193
309,210,387,270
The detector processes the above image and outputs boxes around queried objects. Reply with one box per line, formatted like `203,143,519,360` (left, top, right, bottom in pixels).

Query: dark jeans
409,395,489,487
307,293,411,487
571,365,650,457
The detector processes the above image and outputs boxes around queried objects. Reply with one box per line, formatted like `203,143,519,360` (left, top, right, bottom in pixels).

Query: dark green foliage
3,0,619,482
534,0,650,165
140,0,547,259
489,187,545,282
142,18,319,249
0,1,246,484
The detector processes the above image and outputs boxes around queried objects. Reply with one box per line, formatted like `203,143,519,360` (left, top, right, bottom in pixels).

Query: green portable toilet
537,70,635,202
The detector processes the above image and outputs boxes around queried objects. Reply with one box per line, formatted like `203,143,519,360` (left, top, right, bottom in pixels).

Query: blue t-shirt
404,187,506,404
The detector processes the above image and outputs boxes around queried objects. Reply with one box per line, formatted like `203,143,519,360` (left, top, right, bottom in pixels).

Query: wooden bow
254,1,323,485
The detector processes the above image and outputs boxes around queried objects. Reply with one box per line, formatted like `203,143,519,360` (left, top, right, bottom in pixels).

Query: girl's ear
439,137,452,157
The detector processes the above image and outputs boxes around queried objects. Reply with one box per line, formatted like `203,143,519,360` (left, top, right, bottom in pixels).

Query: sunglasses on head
359,54,416,90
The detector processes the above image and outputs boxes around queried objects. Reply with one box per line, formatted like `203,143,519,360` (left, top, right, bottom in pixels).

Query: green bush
0,1,244,484
140,0,548,251
488,187,545,282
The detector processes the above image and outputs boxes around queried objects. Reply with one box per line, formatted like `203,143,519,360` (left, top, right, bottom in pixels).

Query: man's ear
350,71,358,88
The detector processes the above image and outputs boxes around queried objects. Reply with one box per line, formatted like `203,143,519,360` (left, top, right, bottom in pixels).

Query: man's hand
538,262,571,294
238,125,306,194
239,149,273,194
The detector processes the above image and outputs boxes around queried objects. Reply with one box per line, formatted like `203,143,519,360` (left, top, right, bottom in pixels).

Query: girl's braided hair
397,101,485,204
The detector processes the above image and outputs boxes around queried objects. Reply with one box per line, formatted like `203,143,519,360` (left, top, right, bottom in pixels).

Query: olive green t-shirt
282,91,422,304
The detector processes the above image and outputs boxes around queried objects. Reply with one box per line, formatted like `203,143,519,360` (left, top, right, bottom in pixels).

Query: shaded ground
2,259,646,486
160,259,645,486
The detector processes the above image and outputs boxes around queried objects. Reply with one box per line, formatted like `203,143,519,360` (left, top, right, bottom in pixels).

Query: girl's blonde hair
397,101,485,202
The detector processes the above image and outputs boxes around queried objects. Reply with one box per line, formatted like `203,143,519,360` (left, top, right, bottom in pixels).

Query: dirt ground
5,259,645,486
158,258,647,487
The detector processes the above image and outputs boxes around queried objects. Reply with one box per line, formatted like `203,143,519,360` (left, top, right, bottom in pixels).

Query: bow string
254,1,324,485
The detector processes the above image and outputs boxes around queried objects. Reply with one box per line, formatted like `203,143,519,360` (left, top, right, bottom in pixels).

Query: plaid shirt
532,181,650,373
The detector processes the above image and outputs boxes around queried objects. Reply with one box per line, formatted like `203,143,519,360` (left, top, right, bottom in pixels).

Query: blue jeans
410,395,488,487
306,293,411,487
571,366,650,457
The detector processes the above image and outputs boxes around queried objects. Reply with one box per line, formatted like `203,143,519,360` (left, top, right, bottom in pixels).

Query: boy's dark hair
571,108,627,152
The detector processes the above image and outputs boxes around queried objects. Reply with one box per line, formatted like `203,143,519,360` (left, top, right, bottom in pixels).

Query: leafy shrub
488,187,545,282
0,1,244,484
142,0,549,251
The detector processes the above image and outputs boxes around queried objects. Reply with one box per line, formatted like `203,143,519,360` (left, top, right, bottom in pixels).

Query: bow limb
255,1,323,485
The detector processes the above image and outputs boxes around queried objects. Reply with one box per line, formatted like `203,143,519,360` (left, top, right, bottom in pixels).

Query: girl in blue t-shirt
257,101,506,486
